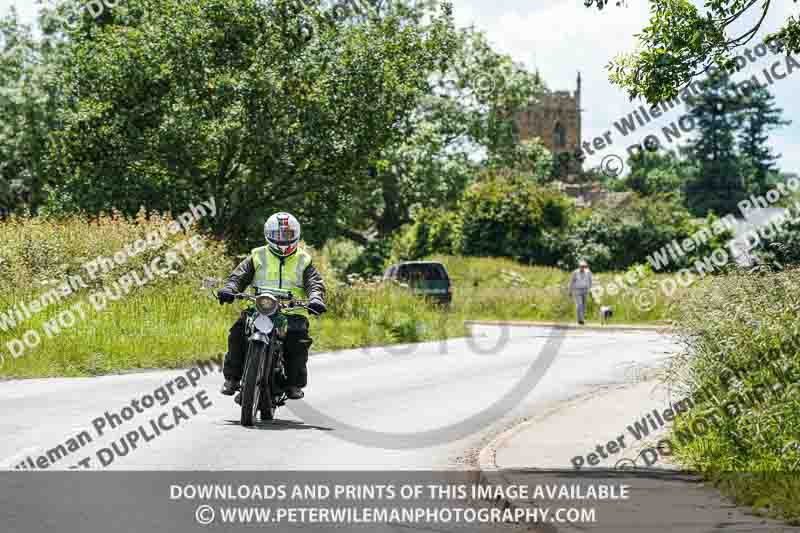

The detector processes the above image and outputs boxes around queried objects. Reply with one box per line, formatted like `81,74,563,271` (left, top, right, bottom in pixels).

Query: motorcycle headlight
255,294,279,316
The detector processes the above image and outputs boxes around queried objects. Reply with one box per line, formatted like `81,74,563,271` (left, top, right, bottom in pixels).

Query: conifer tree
737,86,790,197
683,72,745,216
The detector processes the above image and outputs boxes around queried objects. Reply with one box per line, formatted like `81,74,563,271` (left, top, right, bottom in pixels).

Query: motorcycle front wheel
240,341,267,427
259,341,279,421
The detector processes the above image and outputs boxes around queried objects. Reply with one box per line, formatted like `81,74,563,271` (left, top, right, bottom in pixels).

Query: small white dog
599,305,613,325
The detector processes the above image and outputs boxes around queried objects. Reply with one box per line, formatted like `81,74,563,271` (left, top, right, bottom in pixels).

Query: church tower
514,72,583,177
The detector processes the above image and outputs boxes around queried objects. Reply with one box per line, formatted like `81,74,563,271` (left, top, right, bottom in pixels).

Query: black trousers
223,312,312,388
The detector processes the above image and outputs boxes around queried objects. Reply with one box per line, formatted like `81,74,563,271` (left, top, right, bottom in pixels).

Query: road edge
465,320,672,334
475,385,636,533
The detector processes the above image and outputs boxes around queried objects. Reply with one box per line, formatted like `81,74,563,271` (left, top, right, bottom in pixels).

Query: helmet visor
266,227,298,246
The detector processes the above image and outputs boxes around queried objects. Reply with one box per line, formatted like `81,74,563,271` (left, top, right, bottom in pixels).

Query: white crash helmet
264,212,301,257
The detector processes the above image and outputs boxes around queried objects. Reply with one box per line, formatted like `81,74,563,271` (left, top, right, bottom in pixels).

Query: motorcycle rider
218,212,327,400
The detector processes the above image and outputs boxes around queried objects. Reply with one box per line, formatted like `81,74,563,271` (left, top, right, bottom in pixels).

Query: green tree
345,23,547,243
615,149,690,197
754,218,800,267
559,194,731,271
456,172,570,264
737,85,791,197
0,8,65,213
43,0,456,249
390,206,461,261
587,0,800,103
683,73,746,216
489,138,553,183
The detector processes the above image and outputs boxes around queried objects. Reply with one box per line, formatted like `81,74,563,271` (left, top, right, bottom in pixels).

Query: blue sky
2,0,798,175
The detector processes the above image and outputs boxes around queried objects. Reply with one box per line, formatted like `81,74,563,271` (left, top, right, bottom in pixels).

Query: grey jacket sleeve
303,263,326,304
222,257,255,294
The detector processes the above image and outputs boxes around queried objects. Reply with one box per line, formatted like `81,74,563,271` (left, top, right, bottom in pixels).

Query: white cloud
0,0,38,23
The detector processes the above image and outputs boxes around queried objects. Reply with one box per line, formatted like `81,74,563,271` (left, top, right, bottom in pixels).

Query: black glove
217,289,236,305
307,299,327,316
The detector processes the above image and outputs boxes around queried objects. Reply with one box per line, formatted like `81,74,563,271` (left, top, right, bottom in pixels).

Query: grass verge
666,268,800,524
0,280,471,379
433,255,681,324
1,216,680,379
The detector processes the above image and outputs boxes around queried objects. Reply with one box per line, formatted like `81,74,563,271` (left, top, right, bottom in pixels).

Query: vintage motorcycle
204,279,317,426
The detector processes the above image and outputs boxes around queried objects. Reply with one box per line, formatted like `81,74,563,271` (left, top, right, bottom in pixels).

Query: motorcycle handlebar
230,292,319,315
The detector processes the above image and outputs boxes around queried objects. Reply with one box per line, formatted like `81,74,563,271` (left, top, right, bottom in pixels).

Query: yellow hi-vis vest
251,246,312,299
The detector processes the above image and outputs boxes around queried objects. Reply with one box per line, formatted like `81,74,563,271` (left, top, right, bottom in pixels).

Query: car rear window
397,264,448,281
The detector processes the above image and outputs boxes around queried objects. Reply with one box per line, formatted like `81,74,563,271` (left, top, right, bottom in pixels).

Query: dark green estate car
383,261,452,304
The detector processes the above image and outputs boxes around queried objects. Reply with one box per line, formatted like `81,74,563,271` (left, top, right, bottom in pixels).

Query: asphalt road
0,325,679,472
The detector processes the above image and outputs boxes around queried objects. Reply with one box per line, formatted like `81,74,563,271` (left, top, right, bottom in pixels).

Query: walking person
569,259,592,325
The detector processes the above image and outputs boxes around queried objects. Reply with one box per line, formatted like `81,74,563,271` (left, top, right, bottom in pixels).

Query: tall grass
0,211,231,377
317,282,467,351
432,255,678,324
0,209,229,289
1,216,679,380
0,278,467,379
667,269,800,522
0,214,468,379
